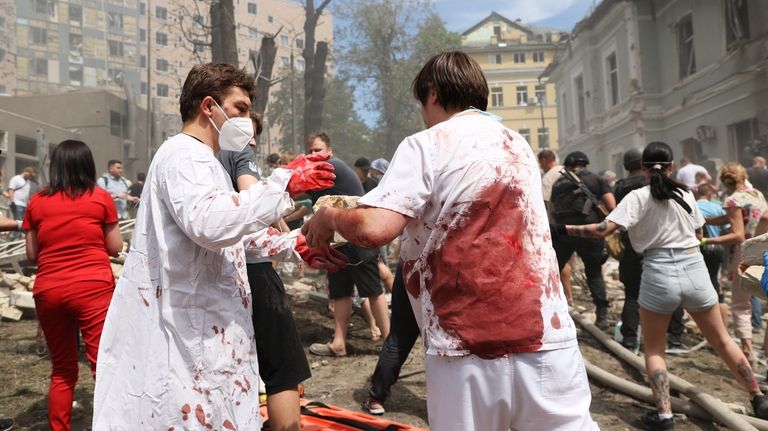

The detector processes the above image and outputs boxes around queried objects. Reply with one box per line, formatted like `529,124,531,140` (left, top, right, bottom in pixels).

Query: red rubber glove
295,233,348,272
286,152,336,195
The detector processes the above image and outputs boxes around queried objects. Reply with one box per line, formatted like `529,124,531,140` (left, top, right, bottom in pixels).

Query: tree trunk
210,0,238,66
251,35,278,116
304,41,328,139
302,0,331,140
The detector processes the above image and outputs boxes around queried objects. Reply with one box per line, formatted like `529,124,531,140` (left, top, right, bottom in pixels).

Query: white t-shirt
359,112,576,358
541,164,562,202
676,163,708,188
606,185,704,253
8,174,31,206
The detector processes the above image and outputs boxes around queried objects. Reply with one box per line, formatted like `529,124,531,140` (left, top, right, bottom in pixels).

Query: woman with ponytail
551,142,768,430
704,162,768,368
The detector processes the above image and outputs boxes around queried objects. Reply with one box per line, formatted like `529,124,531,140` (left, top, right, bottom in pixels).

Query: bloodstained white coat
93,134,293,430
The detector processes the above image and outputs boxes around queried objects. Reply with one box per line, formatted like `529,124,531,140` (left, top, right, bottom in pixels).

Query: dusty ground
0,261,762,430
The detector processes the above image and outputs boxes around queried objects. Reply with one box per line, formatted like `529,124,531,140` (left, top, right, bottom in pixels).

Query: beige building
1,0,333,161
462,12,567,151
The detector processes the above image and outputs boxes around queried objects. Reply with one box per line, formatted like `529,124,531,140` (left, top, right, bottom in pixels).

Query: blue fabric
762,251,768,296
697,199,725,238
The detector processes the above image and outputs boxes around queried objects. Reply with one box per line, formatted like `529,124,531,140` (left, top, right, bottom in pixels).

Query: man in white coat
93,63,337,430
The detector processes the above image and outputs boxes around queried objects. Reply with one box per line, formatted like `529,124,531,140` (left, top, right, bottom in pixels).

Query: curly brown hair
719,162,747,190
179,63,256,123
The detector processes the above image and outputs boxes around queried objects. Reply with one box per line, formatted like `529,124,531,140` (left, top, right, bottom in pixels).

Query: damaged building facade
542,0,768,175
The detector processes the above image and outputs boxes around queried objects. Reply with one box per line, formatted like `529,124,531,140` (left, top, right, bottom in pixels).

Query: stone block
0,305,22,321
10,290,34,309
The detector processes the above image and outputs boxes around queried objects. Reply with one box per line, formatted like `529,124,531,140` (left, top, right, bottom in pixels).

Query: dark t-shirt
613,172,645,204
128,182,144,208
748,167,768,198
551,169,612,225
308,157,365,200
362,176,379,193
216,147,260,189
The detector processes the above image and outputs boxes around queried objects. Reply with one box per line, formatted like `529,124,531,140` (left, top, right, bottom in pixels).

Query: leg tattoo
650,369,672,414
736,357,761,395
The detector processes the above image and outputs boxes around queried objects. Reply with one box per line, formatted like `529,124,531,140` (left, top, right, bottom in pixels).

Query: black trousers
619,249,685,345
554,236,609,310
369,263,420,402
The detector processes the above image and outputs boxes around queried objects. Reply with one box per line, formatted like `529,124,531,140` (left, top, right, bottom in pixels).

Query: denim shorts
640,247,718,314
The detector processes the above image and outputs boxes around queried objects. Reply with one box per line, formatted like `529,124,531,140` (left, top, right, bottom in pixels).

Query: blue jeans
752,296,763,329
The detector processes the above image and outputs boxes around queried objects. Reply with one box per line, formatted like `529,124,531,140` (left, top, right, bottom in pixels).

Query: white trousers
425,345,599,431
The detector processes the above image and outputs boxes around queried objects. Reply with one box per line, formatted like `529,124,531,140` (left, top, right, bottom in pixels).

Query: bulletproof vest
613,173,645,204
551,170,600,224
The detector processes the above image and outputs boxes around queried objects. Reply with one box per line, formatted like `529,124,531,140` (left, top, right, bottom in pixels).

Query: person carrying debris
552,141,768,429
302,51,597,431
92,63,336,430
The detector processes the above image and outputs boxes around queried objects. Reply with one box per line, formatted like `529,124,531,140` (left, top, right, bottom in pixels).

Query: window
157,83,169,97
516,85,528,105
31,58,47,76
110,110,123,137
140,54,146,68
296,38,304,49
0,16,5,29
605,52,619,107
513,52,526,63
156,6,167,20
532,51,545,62
156,32,168,46
108,40,124,57
249,26,259,39
574,75,586,133
535,84,546,105
0,49,5,63
139,2,146,15
140,28,146,42
268,15,273,23
33,0,53,15
519,128,531,143
193,14,205,26
68,33,83,62
108,12,123,31
280,35,289,47
141,81,147,95
490,87,503,108
729,118,759,166
725,0,750,48
537,127,550,149
677,14,696,79
108,68,122,83
156,58,169,71
280,56,289,67
493,23,501,38
489,53,502,64
16,136,37,156
247,2,257,14
69,4,82,26
29,27,47,44
561,92,569,124
194,40,207,53
296,59,305,71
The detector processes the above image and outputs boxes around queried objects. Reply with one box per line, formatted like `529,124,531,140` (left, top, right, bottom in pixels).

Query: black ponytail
642,141,692,214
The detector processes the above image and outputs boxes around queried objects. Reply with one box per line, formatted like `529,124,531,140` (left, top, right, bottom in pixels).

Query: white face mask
208,100,254,152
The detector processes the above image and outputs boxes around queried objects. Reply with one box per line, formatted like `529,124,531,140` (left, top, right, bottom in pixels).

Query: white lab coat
93,134,294,430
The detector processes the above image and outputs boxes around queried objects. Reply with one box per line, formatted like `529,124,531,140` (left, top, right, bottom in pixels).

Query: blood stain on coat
223,419,236,430
195,404,206,425
424,181,547,357
551,312,561,329
212,325,219,334
231,195,240,206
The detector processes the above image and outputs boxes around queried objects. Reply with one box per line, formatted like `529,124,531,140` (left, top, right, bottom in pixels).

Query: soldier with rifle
550,151,615,329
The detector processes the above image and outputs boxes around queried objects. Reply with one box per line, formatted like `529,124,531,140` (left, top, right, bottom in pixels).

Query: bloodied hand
285,152,336,195
301,206,336,248
295,233,348,272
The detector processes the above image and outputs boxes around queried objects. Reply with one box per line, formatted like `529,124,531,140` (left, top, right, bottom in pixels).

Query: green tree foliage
334,0,461,158
266,68,376,165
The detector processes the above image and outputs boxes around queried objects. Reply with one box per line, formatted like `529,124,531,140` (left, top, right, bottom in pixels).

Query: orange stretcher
260,399,427,431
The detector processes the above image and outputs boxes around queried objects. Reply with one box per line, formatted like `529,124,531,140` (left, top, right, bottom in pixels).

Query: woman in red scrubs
23,140,123,431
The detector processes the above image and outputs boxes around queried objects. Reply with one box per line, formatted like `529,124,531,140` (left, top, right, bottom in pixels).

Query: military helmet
563,151,590,167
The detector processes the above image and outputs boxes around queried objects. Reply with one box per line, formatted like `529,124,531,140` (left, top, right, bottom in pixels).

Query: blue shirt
697,199,725,238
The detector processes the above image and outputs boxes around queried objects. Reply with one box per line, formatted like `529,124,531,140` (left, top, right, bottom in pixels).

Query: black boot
752,394,768,420
595,307,610,330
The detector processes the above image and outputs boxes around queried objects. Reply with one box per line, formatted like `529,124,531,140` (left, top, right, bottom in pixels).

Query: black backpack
551,172,601,223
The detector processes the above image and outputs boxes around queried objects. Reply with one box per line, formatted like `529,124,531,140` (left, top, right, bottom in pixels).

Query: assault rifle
558,168,609,220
